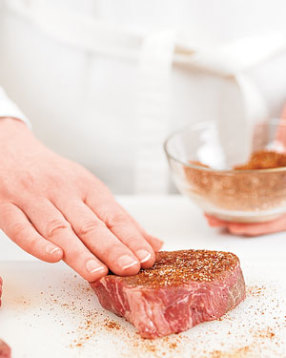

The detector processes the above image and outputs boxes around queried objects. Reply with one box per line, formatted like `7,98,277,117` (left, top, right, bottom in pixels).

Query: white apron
0,0,286,193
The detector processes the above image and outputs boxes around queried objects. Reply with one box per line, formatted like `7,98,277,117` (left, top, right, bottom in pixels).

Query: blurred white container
0,0,286,193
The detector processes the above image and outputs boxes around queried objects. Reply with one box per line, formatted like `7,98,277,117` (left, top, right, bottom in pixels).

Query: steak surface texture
91,250,245,339
0,340,11,358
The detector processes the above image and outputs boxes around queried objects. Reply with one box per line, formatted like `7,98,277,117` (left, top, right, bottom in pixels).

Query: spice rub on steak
91,250,246,339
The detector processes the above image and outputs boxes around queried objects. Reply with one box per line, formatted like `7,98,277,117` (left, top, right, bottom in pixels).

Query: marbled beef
91,250,245,339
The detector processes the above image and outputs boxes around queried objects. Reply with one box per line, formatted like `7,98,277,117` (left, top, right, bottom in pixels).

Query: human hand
205,213,286,236
0,118,163,281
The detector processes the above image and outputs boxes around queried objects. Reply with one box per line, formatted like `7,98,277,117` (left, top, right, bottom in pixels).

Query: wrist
0,116,28,126
0,117,33,146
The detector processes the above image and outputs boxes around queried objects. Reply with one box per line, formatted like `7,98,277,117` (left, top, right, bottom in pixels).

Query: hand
0,118,163,281
205,213,286,236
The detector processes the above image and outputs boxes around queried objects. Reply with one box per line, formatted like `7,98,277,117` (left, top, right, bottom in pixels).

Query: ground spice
169,342,177,349
184,150,286,211
234,150,286,170
254,328,275,339
34,270,286,357
104,319,120,330
208,346,250,358
121,250,239,288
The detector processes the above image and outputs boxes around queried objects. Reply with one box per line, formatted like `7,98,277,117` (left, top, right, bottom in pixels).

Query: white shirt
0,87,29,126
1,0,286,193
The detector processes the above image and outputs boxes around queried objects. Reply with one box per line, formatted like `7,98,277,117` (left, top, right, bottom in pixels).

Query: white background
0,0,286,193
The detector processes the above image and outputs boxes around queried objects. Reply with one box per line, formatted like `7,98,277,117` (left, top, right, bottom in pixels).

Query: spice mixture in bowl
164,119,286,223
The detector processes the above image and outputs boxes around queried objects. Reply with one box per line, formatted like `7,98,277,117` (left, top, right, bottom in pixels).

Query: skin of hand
205,106,286,236
205,213,286,236
0,118,163,281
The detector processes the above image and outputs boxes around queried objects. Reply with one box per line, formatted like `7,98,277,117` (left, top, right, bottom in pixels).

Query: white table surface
0,195,286,358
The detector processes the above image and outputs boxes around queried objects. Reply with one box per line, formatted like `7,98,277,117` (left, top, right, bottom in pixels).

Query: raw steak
0,340,10,358
91,250,245,339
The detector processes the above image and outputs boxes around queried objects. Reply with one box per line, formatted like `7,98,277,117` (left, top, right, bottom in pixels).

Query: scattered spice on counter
104,319,120,330
21,269,286,358
208,346,250,358
168,342,177,349
254,328,275,340
247,285,266,297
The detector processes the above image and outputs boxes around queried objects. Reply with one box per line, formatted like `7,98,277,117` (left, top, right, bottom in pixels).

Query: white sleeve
0,87,31,128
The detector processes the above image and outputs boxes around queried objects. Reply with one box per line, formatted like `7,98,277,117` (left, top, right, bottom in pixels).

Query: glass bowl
164,119,286,223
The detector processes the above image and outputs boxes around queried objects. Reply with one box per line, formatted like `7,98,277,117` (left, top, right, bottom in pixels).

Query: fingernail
118,255,138,270
46,245,62,255
86,260,105,274
136,249,151,263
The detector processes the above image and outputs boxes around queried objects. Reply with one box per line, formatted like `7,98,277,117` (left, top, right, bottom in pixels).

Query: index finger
85,188,158,268
19,198,108,282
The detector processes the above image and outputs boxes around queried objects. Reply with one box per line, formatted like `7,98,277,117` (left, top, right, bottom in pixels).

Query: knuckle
45,174,66,191
105,212,127,228
0,202,12,216
26,235,41,250
12,222,29,238
45,219,70,238
77,220,101,237
18,172,35,190
0,181,12,200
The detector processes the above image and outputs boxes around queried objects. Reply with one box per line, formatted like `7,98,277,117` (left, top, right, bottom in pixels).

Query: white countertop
0,195,286,358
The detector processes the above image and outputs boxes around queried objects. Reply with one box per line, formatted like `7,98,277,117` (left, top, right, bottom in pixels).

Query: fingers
205,213,286,236
85,192,159,268
139,232,163,252
104,212,156,269
120,207,164,252
0,203,63,263
19,198,108,282
227,215,286,236
204,214,228,227
53,199,142,274
85,184,163,253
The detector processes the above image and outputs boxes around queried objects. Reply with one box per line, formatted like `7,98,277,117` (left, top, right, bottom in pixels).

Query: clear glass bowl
164,119,286,223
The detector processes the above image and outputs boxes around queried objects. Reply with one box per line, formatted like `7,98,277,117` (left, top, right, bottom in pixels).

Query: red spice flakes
169,342,177,349
208,346,250,358
104,319,121,330
254,328,275,339
247,285,266,297
122,250,239,288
